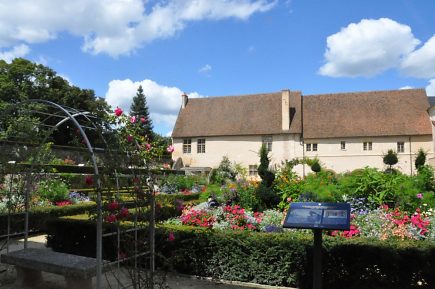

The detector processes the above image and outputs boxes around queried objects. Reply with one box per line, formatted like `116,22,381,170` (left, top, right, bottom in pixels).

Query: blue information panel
283,202,351,230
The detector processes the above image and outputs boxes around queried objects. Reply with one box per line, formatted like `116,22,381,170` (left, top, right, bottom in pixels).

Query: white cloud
105,78,204,128
427,79,435,96
198,64,212,74
399,86,413,90
0,44,30,63
401,35,435,78
319,18,420,77
0,0,276,58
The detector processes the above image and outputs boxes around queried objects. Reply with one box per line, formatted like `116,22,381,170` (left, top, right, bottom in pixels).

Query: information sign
283,202,350,230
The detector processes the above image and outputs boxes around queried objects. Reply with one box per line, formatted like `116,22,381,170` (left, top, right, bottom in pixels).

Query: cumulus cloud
198,64,212,74
319,18,420,77
0,0,276,58
427,79,435,96
105,79,204,129
401,35,435,78
0,44,30,63
399,86,413,90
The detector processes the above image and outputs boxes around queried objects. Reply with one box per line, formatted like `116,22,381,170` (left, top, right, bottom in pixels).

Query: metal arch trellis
0,99,158,289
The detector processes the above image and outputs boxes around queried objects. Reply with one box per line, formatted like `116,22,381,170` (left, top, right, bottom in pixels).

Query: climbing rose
108,201,119,211
140,117,147,123
166,145,175,153
105,214,117,223
127,135,133,142
168,232,175,241
85,175,93,186
114,107,123,117
145,143,151,150
130,116,136,123
118,207,129,218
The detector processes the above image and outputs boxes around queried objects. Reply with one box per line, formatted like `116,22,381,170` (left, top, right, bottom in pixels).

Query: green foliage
160,174,206,193
415,148,427,171
36,178,69,203
275,160,303,209
310,160,321,173
383,149,398,170
209,156,237,185
255,144,277,210
154,225,435,288
0,58,110,146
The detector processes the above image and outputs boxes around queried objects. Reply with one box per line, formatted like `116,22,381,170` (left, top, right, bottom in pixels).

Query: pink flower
166,145,175,153
105,214,117,223
114,107,123,117
145,143,151,150
85,175,93,186
127,135,133,142
416,193,423,199
287,197,292,203
168,232,175,241
140,117,147,123
130,116,137,123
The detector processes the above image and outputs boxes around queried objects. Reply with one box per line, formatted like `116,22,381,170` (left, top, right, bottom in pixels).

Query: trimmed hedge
0,202,96,236
45,218,435,289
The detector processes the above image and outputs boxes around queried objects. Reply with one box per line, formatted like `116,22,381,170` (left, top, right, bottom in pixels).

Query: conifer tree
130,85,153,139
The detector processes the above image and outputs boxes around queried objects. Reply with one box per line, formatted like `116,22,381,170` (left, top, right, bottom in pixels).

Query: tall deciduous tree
0,58,110,145
130,85,153,140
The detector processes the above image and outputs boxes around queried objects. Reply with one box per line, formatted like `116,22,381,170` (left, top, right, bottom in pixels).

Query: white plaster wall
303,135,433,175
173,134,433,175
172,134,302,169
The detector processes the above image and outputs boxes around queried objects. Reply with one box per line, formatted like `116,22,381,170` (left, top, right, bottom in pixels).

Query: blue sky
1,0,435,135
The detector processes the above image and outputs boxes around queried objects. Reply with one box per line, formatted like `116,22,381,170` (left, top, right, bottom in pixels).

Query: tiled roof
172,88,432,138
303,89,432,138
172,92,288,137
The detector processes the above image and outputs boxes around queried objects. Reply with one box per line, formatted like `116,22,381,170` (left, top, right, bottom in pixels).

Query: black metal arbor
0,100,160,289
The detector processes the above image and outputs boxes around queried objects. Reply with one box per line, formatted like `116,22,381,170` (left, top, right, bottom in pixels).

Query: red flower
140,117,147,123
118,207,129,218
168,232,175,241
105,214,117,223
107,201,119,211
55,200,72,207
114,107,123,117
85,175,94,186
127,135,133,142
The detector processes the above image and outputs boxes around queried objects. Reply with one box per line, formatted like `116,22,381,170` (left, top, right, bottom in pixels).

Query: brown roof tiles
172,88,432,139
303,89,432,139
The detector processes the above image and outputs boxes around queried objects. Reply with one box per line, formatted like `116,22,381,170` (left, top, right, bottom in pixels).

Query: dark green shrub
415,149,427,171
310,161,321,173
255,144,278,210
383,149,398,172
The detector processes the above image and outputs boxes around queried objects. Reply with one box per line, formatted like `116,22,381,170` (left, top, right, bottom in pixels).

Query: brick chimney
181,93,188,109
281,89,290,130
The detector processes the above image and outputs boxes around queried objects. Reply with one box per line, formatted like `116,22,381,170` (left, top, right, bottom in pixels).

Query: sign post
283,202,351,289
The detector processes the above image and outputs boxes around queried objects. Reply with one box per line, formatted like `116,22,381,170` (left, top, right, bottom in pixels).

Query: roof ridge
304,88,426,97
189,91,282,100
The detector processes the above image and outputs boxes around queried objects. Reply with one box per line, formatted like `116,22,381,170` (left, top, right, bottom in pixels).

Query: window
249,165,258,176
306,143,318,152
397,141,405,153
183,139,191,154
197,138,206,153
262,136,273,152
340,141,346,150
363,142,372,151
